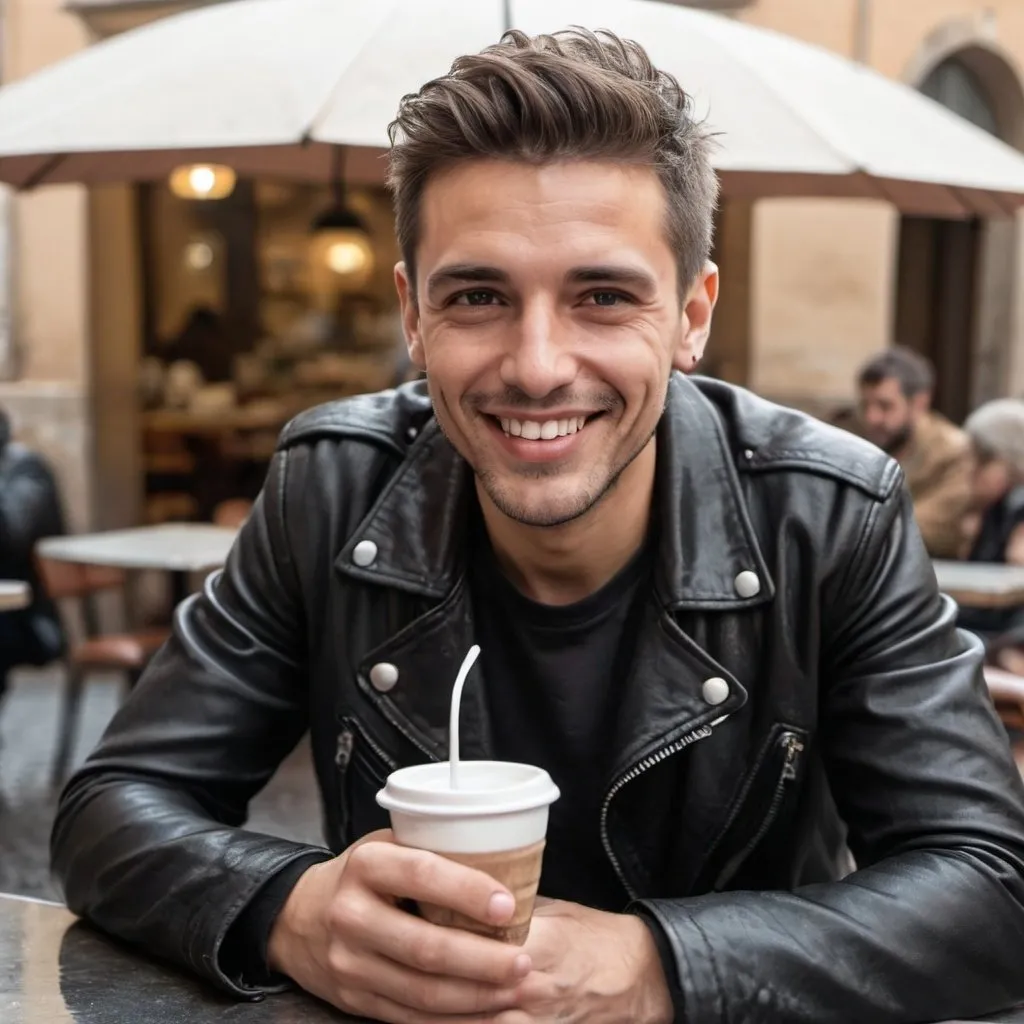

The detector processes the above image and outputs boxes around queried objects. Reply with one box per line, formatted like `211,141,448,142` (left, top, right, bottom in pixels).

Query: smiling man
52,28,1024,1024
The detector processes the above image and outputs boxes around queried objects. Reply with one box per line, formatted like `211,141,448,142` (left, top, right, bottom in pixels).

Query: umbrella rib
306,2,401,144
692,19,866,174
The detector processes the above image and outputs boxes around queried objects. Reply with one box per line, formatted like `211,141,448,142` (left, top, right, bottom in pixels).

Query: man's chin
478,477,599,529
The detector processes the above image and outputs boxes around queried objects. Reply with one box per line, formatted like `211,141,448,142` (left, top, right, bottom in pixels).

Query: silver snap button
734,570,760,598
352,539,378,567
702,676,730,706
407,426,419,441
369,662,399,693
743,448,754,461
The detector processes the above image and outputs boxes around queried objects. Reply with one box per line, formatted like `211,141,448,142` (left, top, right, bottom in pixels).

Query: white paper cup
376,761,560,943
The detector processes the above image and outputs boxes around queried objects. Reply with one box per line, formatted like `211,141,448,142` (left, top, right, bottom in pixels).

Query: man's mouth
493,414,599,440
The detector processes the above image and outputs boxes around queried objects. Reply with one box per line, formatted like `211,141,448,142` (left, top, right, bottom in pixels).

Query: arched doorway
894,47,1024,423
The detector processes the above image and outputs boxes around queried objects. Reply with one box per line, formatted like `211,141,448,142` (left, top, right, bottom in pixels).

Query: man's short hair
858,347,935,398
387,28,719,298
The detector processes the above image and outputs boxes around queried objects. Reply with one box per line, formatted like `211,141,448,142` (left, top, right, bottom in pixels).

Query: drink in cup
376,760,560,944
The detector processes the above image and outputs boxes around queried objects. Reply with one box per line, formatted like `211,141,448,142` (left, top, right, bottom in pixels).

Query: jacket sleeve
50,447,330,998
911,445,973,558
636,487,1024,1023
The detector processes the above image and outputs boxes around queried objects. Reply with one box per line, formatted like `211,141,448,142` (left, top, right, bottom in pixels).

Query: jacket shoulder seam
276,419,403,457
741,449,900,502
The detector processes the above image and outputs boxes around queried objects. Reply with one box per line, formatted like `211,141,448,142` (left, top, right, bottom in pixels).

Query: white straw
449,644,481,789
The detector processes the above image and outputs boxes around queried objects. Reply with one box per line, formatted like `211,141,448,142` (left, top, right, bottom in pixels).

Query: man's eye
453,290,500,306
586,291,629,307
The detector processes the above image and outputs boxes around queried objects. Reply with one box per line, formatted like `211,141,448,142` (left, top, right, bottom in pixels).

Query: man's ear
395,262,425,370
911,391,931,417
672,262,719,374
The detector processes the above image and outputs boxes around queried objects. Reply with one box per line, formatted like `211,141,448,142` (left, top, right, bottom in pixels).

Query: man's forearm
637,848,1024,1024
52,774,330,996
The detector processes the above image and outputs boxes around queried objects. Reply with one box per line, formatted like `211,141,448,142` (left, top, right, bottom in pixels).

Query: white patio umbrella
0,0,1022,215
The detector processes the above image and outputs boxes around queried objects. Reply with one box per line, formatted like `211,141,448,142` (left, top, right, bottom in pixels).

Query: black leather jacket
52,375,1024,1023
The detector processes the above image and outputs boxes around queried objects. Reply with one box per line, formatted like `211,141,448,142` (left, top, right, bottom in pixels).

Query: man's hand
267,830,532,1023
495,899,674,1024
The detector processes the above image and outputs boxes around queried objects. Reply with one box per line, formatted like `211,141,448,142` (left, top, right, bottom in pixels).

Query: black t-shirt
468,516,652,912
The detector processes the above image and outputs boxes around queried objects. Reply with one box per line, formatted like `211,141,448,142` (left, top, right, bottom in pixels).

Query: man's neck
477,442,656,607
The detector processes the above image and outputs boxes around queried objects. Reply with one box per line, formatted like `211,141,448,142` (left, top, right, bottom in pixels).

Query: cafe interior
137,157,408,527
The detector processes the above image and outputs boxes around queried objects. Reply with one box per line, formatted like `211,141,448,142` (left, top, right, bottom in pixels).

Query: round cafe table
932,560,1024,610
0,581,30,612
36,524,238,608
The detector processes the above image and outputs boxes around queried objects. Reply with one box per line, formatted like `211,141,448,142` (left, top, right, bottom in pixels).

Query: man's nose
500,304,577,399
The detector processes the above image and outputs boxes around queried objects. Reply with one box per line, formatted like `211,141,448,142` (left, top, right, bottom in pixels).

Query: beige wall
2,0,158,531
2,0,94,530
733,0,1024,414
749,199,897,413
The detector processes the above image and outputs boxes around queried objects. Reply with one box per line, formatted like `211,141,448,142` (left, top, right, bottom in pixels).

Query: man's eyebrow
567,265,658,291
425,264,510,298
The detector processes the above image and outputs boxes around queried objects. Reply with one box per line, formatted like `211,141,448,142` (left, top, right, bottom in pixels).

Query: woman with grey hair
959,398,1024,661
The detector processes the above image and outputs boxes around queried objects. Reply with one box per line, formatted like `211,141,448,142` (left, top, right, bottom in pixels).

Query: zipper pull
335,727,354,770
781,734,805,781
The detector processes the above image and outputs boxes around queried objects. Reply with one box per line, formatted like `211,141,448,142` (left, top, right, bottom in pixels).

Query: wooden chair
212,498,253,529
34,556,170,786
983,666,1024,776
144,492,199,525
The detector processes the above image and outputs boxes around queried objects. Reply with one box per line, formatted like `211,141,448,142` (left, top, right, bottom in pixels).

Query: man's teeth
499,416,587,439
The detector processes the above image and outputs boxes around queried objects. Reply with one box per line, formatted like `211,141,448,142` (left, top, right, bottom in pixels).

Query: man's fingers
342,986,513,1024
333,894,531,986
340,950,521,1015
347,841,516,926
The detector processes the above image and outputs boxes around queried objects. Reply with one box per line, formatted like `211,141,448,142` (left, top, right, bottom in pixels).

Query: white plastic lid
376,760,560,819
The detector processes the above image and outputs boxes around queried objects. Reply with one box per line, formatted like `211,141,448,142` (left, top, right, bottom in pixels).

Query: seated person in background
958,399,1024,668
857,347,972,557
0,408,66,704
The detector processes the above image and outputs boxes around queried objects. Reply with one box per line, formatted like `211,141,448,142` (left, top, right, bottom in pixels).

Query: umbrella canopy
0,0,1021,215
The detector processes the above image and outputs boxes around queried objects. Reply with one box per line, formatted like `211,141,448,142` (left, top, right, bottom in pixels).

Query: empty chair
34,556,169,785
212,499,253,529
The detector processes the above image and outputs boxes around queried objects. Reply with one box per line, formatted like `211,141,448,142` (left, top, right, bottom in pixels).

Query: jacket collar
337,372,774,610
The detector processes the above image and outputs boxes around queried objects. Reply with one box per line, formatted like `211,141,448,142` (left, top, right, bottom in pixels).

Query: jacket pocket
336,715,398,847
708,725,808,891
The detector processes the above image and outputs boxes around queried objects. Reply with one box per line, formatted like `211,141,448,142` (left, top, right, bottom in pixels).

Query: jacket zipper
600,719,723,900
712,731,805,891
335,716,400,774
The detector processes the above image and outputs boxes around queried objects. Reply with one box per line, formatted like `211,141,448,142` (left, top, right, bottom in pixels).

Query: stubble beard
878,421,913,455
474,420,660,528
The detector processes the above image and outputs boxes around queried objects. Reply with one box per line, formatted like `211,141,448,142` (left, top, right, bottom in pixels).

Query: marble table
37,524,238,607
1,893,1022,1023
933,560,1024,609
0,894,354,1023
0,581,30,611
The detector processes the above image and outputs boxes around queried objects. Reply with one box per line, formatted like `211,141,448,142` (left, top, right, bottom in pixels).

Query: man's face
395,159,718,528
858,377,927,454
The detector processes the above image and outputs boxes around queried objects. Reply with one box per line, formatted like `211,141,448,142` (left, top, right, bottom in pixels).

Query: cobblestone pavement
0,665,323,901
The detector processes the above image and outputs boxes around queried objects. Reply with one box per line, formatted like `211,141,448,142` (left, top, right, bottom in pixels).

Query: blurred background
4,0,1024,533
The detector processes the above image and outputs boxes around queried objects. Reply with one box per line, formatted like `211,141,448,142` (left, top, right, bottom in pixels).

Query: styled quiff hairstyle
387,28,719,298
